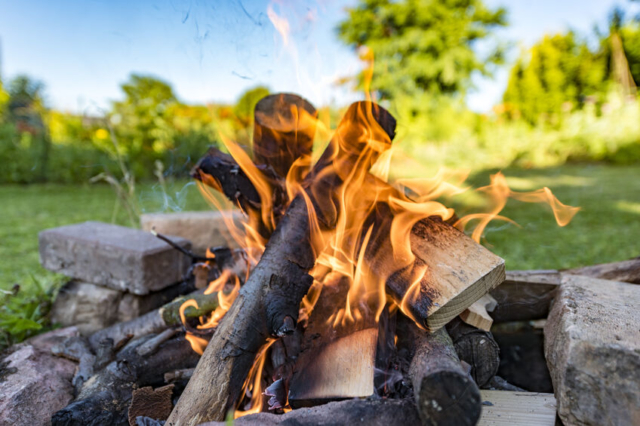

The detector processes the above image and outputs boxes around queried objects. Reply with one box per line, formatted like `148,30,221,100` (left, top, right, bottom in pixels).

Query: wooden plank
460,294,497,331
478,390,556,426
564,257,640,284
288,328,378,407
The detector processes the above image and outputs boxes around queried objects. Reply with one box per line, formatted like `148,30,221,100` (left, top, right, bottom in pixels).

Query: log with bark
166,101,397,425
399,316,482,426
446,317,500,387
51,332,201,426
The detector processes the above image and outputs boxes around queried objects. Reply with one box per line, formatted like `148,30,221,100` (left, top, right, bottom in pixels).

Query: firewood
288,328,379,407
489,270,561,323
51,333,201,426
198,398,422,426
164,368,195,384
127,384,174,426
446,317,500,387
401,316,482,426
366,209,506,332
166,101,397,425
459,294,497,331
564,256,640,284
88,290,219,352
253,93,318,179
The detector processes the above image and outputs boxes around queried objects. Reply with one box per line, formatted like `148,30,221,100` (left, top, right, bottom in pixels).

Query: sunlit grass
1,164,639,292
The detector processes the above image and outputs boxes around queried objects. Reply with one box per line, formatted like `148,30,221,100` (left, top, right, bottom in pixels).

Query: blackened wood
253,93,318,178
492,322,553,393
88,290,219,352
166,101,396,425
403,317,482,426
489,270,561,323
51,333,201,426
198,398,421,426
564,257,640,284
446,317,500,387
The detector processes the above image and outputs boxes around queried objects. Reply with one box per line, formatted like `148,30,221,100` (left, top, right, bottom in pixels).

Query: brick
39,221,191,295
140,210,243,255
544,275,640,426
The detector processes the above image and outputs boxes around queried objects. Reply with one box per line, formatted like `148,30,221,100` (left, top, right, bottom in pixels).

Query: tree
111,74,178,175
337,0,507,99
503,33,607,124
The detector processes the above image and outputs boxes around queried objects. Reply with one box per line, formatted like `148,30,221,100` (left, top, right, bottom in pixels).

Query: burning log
51,333,201,426
166,101,396,425
252,93,318,178
399,316,482,426
446,317,500,387
88,290,220,351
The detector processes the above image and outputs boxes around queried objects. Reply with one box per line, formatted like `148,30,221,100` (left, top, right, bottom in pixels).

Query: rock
39,221,191,295
544,275,640,426
140,211,243,255
24,326,79,353
0,345,75,426
52,280,191,334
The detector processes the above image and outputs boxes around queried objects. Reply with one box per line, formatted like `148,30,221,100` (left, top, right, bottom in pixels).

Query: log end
415,370,482,426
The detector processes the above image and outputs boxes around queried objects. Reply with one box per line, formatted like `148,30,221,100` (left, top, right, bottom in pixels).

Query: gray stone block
544,275,640,426
140,210,243,255
39,221,191,295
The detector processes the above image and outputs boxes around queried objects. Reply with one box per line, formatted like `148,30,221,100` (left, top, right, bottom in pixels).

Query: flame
234,338,276,418
178,4,581,418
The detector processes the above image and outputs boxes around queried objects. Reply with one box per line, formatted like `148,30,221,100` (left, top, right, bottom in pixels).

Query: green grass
1,164,639,291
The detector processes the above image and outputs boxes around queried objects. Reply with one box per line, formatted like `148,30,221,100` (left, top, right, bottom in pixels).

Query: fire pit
4,93,638,426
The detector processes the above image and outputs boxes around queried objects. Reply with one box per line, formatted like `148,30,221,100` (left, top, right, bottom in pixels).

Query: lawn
1,164,639,292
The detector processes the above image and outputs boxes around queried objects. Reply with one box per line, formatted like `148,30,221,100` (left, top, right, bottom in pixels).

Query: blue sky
0,0,636,114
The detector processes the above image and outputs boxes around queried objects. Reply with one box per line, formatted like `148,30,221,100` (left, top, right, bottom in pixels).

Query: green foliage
233,86,270,128
503,33,607,124
0,277,60,352
338,0,507,98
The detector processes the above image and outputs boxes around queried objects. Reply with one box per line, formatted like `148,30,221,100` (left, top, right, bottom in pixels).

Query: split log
564,256,640,284
51,333,201,426
365,208,505,332
166,101,396,425
253,93,318,179
406,321,482,426
88,290,219,352
446,317,500,387
459,294,497,331
199,398,421,426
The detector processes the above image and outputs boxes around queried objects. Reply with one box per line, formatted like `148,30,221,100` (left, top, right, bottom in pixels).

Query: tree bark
166,101,396,425
446,317,500,387
402,316,482,426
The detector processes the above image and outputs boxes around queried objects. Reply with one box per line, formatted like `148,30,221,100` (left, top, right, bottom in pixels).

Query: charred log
51,333,201,426
253,93,318,179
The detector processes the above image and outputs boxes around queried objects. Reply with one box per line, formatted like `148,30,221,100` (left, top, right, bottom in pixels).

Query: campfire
14,92,637,426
